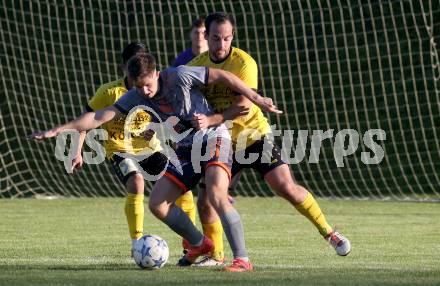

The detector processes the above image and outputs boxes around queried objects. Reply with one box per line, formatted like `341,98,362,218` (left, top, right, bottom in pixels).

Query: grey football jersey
114,66,229,147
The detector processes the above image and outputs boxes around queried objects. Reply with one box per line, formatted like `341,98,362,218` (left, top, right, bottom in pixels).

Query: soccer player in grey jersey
114,63,226,148
28,52,281,269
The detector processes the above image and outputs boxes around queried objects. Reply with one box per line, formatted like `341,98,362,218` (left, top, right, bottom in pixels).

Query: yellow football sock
202,220,225,261
294,192,333,237
125,193,144,240
175,191,196,225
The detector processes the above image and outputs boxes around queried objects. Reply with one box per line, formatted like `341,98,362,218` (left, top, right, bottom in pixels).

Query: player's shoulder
176,48,193,59
164,65,203,76
160,66,176,81
90,77,128,108
187,51,210,66
95,78,126,95
162,65,206,87
172,48,193,67
230,47,257,66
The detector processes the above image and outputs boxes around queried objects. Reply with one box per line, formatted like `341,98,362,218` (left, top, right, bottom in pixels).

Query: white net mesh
1,0,439,200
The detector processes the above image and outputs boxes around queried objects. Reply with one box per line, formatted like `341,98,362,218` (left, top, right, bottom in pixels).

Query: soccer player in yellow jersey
188,12,351,271
69,42,196,252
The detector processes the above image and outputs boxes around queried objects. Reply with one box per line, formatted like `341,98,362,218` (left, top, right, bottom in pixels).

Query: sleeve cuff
204,67,209,85
113,103,128,115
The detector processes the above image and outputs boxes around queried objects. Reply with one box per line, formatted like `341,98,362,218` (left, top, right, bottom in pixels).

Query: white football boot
325,231,351,256
194,256,225,267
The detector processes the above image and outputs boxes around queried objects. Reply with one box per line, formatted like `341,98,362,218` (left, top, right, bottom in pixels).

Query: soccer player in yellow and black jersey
187,12,351,271
70,42,196,251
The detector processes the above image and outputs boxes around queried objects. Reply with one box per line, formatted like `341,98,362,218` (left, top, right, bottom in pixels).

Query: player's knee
208,193,230,213
126,173,144,195
197,196,216,217
276,182,307,204
148,200,167,220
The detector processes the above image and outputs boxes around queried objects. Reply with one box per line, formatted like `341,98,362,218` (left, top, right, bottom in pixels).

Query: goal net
1,0,439,200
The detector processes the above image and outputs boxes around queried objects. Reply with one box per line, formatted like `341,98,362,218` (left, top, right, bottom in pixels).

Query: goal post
1,0,439,200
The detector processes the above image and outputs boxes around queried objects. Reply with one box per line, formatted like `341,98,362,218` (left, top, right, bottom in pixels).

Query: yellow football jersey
188,47,271,149
87,78,162,159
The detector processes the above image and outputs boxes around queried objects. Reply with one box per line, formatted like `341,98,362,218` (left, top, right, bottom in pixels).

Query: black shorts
111,152,168,185
231,136,285,178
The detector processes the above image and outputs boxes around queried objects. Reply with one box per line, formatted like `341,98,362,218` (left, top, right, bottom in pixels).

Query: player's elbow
94,107,117,126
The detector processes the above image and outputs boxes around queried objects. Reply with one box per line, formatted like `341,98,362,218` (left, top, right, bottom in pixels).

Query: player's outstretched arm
207,68,283,114
69,130,86,174
68,109,93,174
27,106,120,141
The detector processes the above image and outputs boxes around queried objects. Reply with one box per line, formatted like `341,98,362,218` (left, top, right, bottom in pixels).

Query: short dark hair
205,12,235,35
191,17,205,30
121,42,148,65
127,53,156,81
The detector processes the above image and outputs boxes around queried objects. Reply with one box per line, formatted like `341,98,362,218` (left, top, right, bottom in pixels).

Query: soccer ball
132,235,169,269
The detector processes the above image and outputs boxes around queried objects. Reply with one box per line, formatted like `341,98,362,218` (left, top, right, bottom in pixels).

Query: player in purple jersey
171,17,208,67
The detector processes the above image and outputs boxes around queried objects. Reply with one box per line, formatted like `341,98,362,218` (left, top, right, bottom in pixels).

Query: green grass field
0,197,439,286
